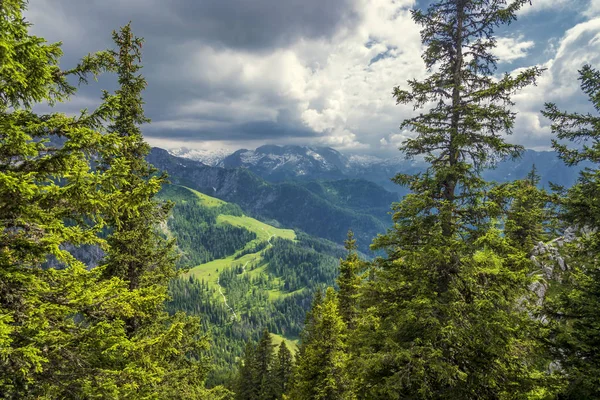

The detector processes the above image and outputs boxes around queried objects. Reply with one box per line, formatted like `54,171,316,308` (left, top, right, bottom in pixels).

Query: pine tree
91,24,216,398
100,23,177,295
255,329,276,400
0,0,125,394
502,166,552,251
271,342,294,399
0,8,217,396
337,231,362,330
236,342,260,400
352,0,547,397
291,288,354,400
542,64,600,398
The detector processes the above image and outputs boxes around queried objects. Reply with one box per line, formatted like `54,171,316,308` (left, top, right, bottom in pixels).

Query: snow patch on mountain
167,147,229,166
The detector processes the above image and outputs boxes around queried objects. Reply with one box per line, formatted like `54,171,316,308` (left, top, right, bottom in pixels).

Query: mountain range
148,148,395,252
169,144,587,193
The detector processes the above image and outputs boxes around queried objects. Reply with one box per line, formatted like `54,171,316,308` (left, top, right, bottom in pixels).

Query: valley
159,184,345,384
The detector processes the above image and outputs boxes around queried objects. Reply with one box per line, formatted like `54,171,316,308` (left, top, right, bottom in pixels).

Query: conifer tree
255,329,276,400
236,342,259,400
502,167,551,251
271,342,294,399
291,288,354,400
91,24,218,399
352,0,548,397
0,7,219,396
542,64,600,398
0,0,127,394
336,231,362,329
100,23,177,295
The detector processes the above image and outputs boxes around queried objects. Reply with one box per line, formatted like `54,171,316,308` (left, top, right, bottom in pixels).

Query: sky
25,0,600,156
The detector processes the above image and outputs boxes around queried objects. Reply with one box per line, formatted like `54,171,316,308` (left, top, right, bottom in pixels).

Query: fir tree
0,0,124,394
542,64,600,398
336,230,362,330
352,0,548,397
291,288,354,400
236,342,260,400
271,342,294,399
502,167,552,251
255,329,276,400
100,23,177,294
0,8,218,396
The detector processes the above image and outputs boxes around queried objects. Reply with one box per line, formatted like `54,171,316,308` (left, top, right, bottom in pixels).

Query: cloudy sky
25,0,600,156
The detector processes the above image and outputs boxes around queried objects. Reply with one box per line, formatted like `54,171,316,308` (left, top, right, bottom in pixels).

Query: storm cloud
25,0,600,155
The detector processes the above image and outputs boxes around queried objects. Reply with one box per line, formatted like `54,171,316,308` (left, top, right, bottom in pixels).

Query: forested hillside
158,184,346,385
4,0,600,399
148,148,392,252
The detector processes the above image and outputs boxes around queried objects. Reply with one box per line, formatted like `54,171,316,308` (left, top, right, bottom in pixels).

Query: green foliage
542,65,600,398
336,231,364,329
168,200,257,267
272,342,294,399
348,0,550,398
0,6,213,396
291,288,355,400
147,149,389,253
234,330,293,400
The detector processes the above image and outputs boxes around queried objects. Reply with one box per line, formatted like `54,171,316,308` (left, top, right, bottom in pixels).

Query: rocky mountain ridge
168,144,587,192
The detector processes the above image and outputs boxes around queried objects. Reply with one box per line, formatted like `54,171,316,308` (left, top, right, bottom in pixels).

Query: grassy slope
171,185,301,331
271,333,299,356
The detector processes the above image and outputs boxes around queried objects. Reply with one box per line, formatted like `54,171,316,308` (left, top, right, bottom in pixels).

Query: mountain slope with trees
148,148,392,252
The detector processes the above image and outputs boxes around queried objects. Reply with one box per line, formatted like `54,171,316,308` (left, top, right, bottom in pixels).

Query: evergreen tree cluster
4,0,600,399
168,201,257,267
165,234,343,387
235,330,293,400
275,1,600,399
0,2,227,398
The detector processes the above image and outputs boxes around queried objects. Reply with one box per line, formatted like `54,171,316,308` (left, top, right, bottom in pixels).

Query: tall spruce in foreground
101,23,177,294
0,0,129,395
352,0,548,398
542,64,600,399
0,6,223,396
93,24,225,399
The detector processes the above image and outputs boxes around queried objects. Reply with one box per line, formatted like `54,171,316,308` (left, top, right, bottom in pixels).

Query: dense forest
3,0,600,399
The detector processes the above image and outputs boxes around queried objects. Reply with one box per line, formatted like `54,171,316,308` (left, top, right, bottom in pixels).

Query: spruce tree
271,342,294,399
236,342,260,400
352,0,547,397
336,230,362,330
0,0,125,395
100,23,177,295
291,288,354,400
92,24,217,399
0,8,218,396
502,167,552,251
542,64,600,398
255,329,276,400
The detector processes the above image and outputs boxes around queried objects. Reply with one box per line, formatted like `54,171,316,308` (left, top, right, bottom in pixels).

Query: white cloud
494,36,535,63
157,0,421,151
518,0,571,15
585,0,600,17
25,0,599,154
511,17,600,147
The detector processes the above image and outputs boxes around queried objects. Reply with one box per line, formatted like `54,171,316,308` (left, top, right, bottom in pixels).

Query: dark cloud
145,119,320,141
32,0,357,51
25,0,596,154
24,0,356,148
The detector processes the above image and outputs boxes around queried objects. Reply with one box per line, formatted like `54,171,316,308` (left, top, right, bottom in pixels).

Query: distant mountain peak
167,147,230,166
217,144,349,180
162,144,586,193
